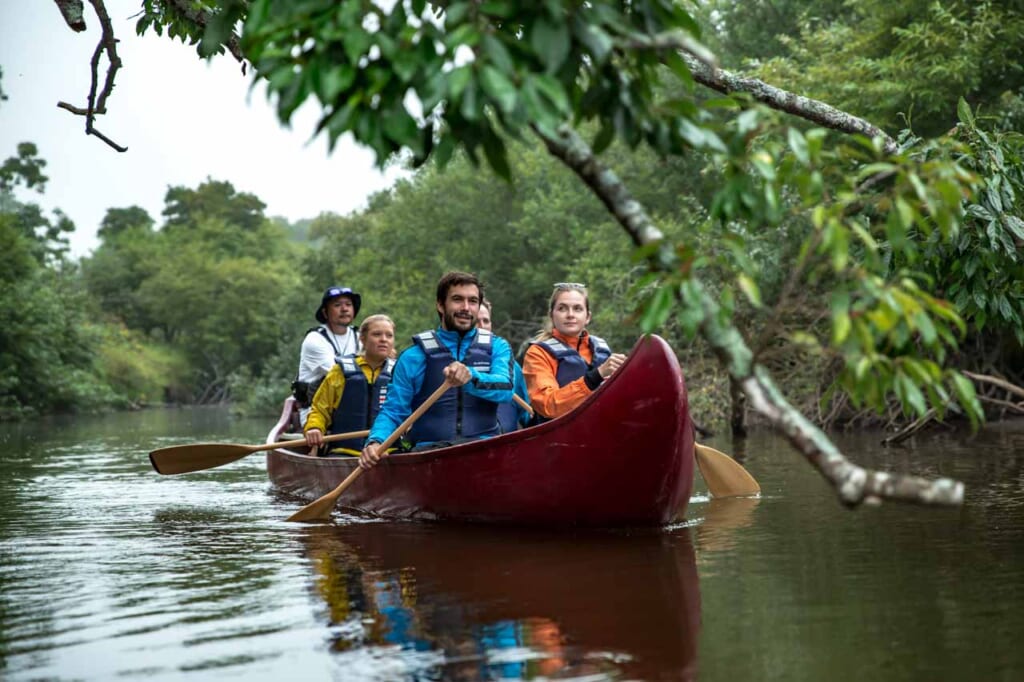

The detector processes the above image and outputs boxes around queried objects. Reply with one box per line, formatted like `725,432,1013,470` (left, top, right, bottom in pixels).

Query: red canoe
266,334,695,525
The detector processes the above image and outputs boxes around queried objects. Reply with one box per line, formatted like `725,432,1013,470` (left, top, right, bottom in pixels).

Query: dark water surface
1,407,1021,680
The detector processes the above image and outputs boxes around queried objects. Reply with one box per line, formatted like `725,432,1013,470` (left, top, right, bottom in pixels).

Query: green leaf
531,74,570,116
787,128,809,166
479,65,518,114
832,311,852,345
957,97,975,127
481,128,511,180
736,273,762,307
448,65,473,99
443,3,471,26
482,34,515,74
951,373,982,429
530,17,571,73
572,18,612,65
479,1,516,18
898,373,927,416
641,285,675,332
1004,215,1024,241
913,311,937,346
380,107,419,148
317,64,355,103
592,121,615,154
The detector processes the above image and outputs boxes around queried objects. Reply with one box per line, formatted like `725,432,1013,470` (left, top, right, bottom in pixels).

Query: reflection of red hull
307,523,701,680
267,335,694,525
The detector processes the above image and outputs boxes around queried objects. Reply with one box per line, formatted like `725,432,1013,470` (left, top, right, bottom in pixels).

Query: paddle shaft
513,394,534,417
270,429,370,453
286,379,454,522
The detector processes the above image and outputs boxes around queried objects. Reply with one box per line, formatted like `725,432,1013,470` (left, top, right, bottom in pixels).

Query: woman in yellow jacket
304,314,396,456
522,283,627,421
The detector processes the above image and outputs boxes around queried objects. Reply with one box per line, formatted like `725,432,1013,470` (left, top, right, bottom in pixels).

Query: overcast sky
0,1,403,258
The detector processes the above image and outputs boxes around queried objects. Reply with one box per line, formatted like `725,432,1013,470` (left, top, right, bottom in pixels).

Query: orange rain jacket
522,328,604,420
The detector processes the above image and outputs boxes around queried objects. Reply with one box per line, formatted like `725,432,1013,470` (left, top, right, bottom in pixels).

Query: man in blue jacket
359,271,514,468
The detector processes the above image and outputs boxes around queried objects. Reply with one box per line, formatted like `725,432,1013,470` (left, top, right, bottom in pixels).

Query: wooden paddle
695,443,760,497
149,430,370,475
286,380,454,523
513,394,535,417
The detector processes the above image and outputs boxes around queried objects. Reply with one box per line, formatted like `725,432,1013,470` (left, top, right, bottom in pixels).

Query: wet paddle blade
695,443,760,498
286,468,364,522
149,443,255,475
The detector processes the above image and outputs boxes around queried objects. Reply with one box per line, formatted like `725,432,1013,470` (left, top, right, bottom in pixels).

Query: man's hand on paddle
360,442,383,470
443,361,472,386
305,428,324,457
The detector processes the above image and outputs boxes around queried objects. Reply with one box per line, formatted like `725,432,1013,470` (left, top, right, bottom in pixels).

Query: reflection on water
1,407,1024,680
302,523,700,680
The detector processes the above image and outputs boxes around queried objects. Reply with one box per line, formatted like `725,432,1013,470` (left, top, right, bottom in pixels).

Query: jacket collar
434,326,477,344
552,328,589,351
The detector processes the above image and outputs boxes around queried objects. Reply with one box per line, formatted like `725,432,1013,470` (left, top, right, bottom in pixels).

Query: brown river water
1,407,1022,680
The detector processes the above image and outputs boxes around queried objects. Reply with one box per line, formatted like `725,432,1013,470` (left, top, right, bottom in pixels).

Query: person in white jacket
293,285,363,425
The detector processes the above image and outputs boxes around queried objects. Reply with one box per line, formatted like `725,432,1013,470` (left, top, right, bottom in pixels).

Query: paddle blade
695,443,760,498
149,443,255,475
286,467,365,523
286,491,343,522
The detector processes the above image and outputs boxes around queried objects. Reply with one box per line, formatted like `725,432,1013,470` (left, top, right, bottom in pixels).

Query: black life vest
291,325,360,407
407,329,500,445
328,357,396,451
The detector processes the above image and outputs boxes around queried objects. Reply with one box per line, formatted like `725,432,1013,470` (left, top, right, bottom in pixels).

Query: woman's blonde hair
533,283,590,341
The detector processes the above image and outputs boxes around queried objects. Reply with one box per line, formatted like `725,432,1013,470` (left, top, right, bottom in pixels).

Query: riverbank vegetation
3,1,1023,444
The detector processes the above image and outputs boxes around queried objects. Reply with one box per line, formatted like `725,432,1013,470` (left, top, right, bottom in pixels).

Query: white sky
0,1,404,258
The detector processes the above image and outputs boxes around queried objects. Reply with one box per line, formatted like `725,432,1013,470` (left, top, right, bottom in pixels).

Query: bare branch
535,123,964,508
54,0,127,151
882,408,939,446
680,53,899,154
963,371,1024,401
54,0,87,31
533,125,665,249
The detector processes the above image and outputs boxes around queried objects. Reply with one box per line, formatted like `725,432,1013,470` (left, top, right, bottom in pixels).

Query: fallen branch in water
882,408,939,446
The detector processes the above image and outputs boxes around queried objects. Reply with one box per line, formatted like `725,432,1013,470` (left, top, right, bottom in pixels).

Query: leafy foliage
750,0,1024,137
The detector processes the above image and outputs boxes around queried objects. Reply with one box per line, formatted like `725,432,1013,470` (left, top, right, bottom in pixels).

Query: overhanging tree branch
54,0,87,31
536,122,963,508
679,53,899,154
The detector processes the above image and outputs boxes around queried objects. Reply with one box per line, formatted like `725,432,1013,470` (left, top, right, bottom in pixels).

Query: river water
0,407,1021,681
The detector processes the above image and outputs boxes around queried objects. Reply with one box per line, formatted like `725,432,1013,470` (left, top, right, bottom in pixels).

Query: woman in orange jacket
522,283,628,420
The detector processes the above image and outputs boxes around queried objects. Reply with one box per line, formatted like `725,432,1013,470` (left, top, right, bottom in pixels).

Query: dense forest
3,0,1022,439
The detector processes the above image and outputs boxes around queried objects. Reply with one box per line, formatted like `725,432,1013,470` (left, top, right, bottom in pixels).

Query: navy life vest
407,329,501,445
328,357,395,451
531,334,612,386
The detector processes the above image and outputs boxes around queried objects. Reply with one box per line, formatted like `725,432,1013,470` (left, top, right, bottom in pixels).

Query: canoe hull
267,334,694,526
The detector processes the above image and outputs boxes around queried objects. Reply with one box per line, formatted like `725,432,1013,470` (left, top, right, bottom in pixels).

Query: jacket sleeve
522,344,593,419
304,365,346,433
465,335,514,403
367,346,425,444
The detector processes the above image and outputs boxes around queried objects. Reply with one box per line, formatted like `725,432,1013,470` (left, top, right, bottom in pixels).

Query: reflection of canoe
304,522,701,680
267,335,694,525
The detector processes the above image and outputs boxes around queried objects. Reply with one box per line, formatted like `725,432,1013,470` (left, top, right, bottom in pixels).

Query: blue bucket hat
315,286,362,323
